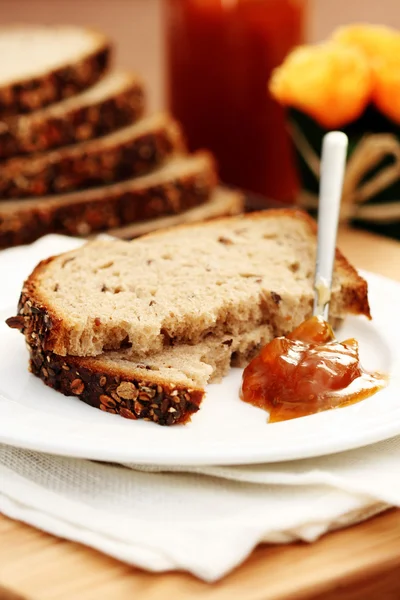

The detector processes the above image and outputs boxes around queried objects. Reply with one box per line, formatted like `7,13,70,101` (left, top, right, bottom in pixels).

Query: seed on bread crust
120,407,137,420
116,381,138,400
99,394,116,408
5,315,25,329
71,378,85,394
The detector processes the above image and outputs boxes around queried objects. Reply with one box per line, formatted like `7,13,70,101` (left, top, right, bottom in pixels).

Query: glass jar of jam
164,0,307,202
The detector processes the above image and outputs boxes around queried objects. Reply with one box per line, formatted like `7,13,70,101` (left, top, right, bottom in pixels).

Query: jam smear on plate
241,316,387,422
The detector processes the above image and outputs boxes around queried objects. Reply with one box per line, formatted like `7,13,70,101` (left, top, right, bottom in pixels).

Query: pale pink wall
310,0,400,40
1,0,400,110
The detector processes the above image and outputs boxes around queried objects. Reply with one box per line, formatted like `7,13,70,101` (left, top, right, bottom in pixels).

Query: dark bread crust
29,348,202,425
0,77,145,159
8,209,371,357
0,32,111,118
12,269,66,357
0,117,185,199
0,153,217,249
6,312,201,425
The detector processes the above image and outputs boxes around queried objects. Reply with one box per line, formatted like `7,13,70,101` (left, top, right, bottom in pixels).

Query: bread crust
0,115,185,199
0,29,111,118
0,75,145,159
6,294,271,426
6,311,202,425
0,152,217,248
8,209,371,357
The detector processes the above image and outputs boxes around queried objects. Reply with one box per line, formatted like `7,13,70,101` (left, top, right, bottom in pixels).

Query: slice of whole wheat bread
107,186,244,240
8,210,371,358
0,152,218,248
0,71,145,159
0,113,185,199
19,318,274,425
0,26,110,117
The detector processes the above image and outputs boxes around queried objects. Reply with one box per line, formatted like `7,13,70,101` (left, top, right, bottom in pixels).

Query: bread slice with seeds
0,26,110,117
0,152,218,248
9,210,370,358
12,316,273,425
0,71,145,159
0,113,184,199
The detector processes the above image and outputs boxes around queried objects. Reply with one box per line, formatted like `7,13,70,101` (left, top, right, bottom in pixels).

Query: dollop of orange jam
241,316,387,422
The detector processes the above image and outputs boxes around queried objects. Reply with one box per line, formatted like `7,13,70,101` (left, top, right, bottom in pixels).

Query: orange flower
332,24,400,60
373,61,400,125
333,24,400,124
269,42,372,128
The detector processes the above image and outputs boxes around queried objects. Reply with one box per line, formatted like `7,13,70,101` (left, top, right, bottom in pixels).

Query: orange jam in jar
164,0,307,201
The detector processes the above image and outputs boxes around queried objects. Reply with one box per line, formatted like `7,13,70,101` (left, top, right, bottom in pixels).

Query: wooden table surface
1,226,400,600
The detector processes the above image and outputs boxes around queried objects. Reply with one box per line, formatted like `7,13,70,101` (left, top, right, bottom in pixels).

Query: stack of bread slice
7,210,371,426
0,25,243,249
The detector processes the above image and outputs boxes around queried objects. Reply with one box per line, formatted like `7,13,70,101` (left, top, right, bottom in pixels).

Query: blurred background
1,0,398,112
1,0,400,245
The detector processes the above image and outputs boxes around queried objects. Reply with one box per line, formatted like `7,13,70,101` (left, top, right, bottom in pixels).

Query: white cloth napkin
0,235,397,582
0,443,395,581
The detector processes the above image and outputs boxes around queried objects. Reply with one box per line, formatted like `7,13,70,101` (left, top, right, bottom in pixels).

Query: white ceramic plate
0,271,399,465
